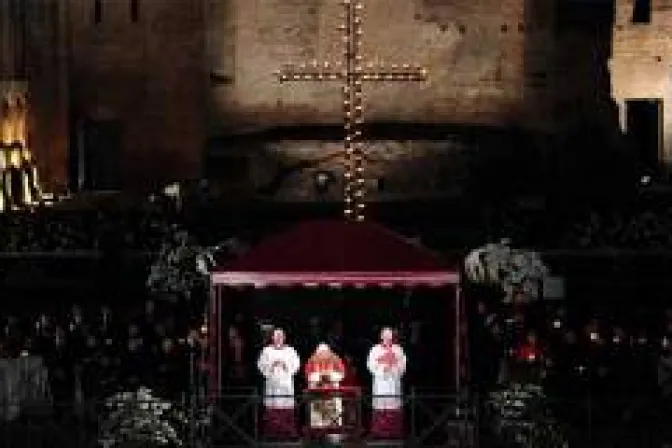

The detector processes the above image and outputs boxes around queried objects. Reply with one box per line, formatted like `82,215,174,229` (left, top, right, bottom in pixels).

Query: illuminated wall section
0,82,42,209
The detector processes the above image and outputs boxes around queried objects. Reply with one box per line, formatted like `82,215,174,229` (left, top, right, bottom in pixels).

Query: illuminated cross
275,0,428,222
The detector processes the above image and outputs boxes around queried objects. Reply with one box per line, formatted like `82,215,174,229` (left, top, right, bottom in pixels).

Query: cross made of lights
275,0,427,222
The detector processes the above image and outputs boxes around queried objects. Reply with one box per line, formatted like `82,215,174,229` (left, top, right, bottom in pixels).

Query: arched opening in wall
130,0,140,23
625,99,662,177
75,118,123,191
93,0,103,24
632,0,652,24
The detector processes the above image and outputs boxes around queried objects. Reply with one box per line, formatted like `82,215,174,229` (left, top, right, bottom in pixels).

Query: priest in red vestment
305,343,345,430
367,327,406,439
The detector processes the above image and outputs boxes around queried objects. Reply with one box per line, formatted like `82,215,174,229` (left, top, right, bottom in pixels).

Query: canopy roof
211,220,459,287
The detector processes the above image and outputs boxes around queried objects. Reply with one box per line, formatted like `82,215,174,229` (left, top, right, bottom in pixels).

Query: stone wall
30,1,70,192
207,125,545,201
203,0,557,200
0,0,70,191
610,0,672,171
207,0,557,133
68,0,207,189
15,0,629,195
248,139,469,201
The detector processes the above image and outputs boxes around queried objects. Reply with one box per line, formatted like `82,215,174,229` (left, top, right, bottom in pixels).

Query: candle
102,307,109,331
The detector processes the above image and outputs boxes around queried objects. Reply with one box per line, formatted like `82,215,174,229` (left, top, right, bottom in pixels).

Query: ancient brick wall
207,124,549,201
610,0,672,170
207,0,556,133
247,139,469,201
23,0,565,193
0,0,70,191
203,0,559,199
68,0,207,189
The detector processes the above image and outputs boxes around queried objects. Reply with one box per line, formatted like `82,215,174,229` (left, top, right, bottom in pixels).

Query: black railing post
253,392,259,444
474,390,480,448
187,346,197,448
409,387,416,446
587,389,593,448
357,389,362,441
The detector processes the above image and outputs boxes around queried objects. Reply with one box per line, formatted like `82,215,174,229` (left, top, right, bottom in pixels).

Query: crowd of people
561,204,672,249
0,207,178,253
1,192,672,445
0,300,204,410
471,300,672,441
2,196,672,253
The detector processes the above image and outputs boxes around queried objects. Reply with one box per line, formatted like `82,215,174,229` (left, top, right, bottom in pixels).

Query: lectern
303,386,362,442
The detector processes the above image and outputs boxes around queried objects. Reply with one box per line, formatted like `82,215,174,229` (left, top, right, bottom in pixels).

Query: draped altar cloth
307,387,343,430
304,387,361,438
0,356,51,421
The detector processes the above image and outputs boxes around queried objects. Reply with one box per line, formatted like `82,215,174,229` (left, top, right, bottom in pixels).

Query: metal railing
203,388,475,447
1,391,670,447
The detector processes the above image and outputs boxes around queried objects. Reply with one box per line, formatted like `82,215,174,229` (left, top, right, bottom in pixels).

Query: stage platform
218,436,473,448
251,441,403,448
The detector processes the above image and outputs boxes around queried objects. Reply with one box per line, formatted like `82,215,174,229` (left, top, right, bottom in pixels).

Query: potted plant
464,239,549,303
146,229,210,302
98,387,187,448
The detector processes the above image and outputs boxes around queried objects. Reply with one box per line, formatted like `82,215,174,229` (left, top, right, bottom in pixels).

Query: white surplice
367,343,406,410
257,345,300,408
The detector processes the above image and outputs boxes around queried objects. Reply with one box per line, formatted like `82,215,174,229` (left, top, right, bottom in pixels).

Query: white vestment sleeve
257,348,272,378
394,346,407,378
329,371,344,383
367,346,385,377
288,348,301,376
309,372,322,384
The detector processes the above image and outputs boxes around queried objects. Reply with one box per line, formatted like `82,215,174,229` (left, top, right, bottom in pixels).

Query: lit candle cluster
342,0,365,221
274,0,428,221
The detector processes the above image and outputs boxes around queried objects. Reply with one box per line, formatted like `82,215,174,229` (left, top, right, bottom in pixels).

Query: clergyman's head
272,328,285,347
315,343,331,357
380,327,394,345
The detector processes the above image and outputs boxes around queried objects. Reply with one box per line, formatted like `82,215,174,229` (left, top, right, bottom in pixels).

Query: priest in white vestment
367,327,406,439
305,343,345,430
257,328,300,439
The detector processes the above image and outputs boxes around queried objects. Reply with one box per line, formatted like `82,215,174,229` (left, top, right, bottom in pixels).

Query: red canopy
207,220,466,393
211,220,459,287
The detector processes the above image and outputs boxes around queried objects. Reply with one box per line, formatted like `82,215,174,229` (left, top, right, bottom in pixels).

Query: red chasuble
305,355,345,386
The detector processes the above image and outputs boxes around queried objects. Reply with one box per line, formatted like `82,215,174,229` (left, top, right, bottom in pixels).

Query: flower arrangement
146,228,247,300
487,382,545,421
464,239,549,302
98,387,187,448
146,229,209,300
487,382,568,447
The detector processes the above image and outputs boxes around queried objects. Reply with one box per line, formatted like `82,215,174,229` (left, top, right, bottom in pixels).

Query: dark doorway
76,119,123,190
632,0,652,24
626,99,662,174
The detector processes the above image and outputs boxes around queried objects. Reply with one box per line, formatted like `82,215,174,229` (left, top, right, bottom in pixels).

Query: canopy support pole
454,285,461,392
208,283,221,397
